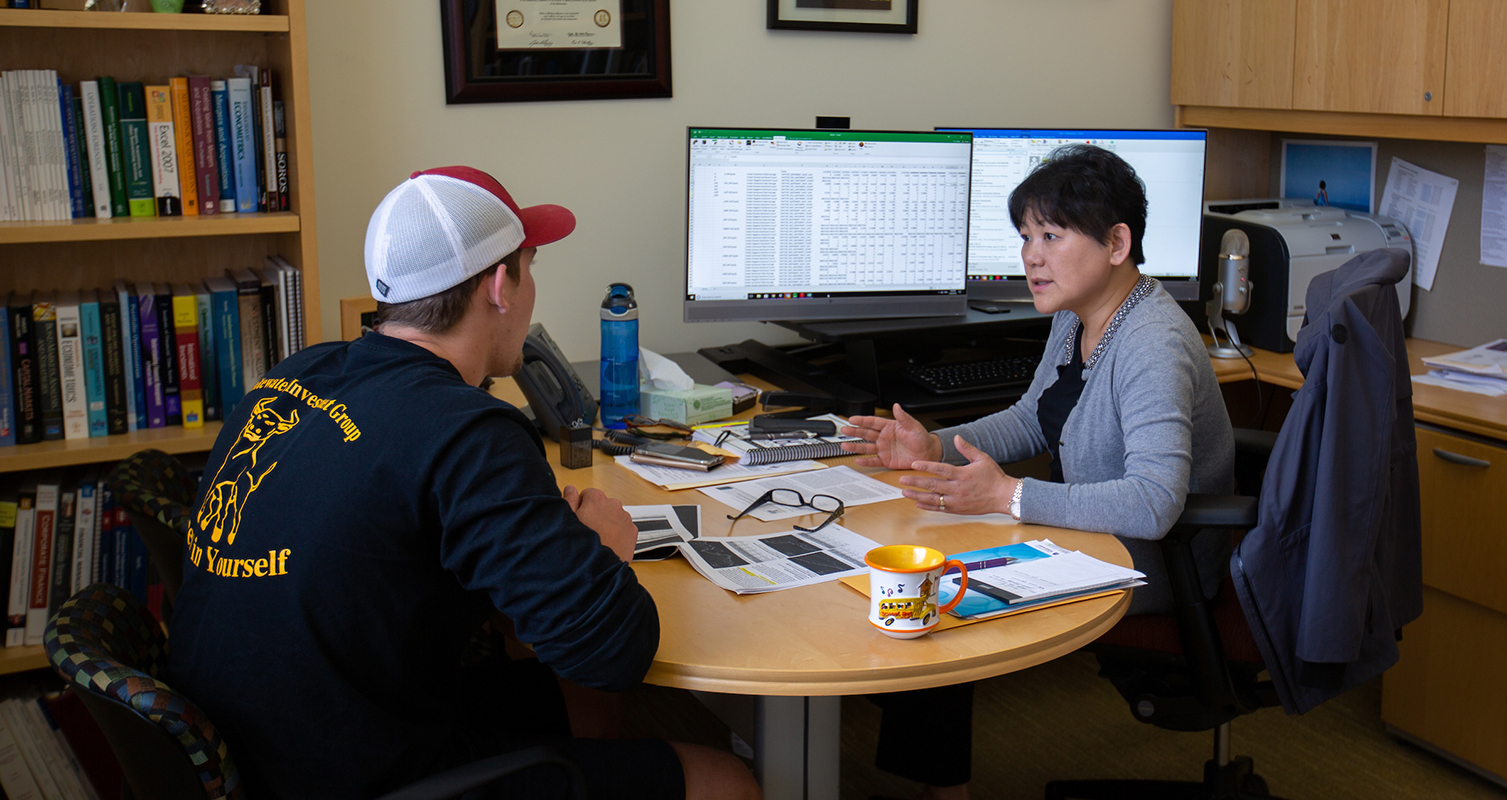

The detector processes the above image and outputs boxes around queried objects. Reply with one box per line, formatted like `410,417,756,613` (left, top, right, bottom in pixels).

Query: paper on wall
1481,146,1507,268
1379,157,1458,291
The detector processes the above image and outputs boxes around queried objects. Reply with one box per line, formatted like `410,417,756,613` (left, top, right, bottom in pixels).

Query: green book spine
96,76,130,218
117,82,156,218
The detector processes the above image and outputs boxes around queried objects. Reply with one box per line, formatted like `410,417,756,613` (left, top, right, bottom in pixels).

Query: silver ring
939,494,947,511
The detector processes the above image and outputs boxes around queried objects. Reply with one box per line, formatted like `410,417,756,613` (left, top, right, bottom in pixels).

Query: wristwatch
1009,479,1024,520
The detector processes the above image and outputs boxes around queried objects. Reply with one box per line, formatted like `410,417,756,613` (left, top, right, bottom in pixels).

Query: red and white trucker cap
363,165,576,303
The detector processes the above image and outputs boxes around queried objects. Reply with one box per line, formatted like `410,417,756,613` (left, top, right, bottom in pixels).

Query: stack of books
0,65,288,222
939,540,1146,621
0,261,305,446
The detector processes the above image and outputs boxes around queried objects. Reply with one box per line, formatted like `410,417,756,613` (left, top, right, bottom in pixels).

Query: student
843,145,1235,799
167,166,760,800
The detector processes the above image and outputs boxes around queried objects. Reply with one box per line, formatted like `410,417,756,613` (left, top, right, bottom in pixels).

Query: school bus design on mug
197,397,300,547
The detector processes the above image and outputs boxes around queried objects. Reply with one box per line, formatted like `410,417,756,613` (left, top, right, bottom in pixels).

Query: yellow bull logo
197,397,299,546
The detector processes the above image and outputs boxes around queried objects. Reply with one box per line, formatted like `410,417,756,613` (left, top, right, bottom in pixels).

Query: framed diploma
767,0,918,34
441,0,672,104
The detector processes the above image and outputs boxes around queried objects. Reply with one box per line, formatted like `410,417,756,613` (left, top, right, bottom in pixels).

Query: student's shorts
445,652,687,799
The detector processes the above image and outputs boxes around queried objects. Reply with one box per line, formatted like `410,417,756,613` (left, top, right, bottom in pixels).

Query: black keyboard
902,354,1041,396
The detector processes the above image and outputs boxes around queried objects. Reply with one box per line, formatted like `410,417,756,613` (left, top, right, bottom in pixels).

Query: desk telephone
515,323,597,440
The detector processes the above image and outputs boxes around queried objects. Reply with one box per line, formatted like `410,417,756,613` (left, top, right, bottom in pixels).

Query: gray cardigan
935,280,1235,614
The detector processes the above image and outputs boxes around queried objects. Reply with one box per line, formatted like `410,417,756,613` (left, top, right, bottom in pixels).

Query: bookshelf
0,0,319,675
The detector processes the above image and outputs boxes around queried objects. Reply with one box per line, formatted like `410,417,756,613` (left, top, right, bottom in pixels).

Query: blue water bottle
599,283,639,429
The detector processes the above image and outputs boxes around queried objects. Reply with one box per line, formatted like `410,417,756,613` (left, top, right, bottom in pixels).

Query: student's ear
1107,223,1133,266
485,265,512,314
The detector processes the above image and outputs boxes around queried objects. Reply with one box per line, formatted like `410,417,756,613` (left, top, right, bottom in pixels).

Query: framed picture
767,0,918,34
440,0,672,104
1280,139,1378,213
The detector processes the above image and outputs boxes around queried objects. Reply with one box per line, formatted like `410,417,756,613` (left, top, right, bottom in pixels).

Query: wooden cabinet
1382,426,1507,779
0,1,319,676
1170,0,1296,109
1292,0,1449,116
1443,0,1507,118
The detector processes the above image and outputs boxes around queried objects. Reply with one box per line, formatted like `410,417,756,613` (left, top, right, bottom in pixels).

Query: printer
1197,199,1413,353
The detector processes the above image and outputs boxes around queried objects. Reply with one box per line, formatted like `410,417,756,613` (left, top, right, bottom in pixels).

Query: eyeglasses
726,488,845,533
622,415,694,440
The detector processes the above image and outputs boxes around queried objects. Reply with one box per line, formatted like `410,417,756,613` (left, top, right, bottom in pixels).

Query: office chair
45,584,590,800
1046,248,1419,800
106,448,198,612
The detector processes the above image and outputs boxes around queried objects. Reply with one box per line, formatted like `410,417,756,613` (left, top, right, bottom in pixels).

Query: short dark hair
374,249,523,334
1007,144,1148,266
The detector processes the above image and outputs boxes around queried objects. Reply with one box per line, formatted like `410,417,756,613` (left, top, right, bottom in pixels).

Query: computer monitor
939,128,1208,302
684,127,973,323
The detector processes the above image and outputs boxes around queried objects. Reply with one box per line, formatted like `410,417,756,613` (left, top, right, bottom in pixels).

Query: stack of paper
939,540,1145,621
1414,339,1507,397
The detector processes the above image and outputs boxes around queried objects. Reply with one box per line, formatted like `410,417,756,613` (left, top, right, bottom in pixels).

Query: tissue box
639,384,734,426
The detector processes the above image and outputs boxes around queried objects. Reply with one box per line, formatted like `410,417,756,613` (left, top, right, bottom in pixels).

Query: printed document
1482,146,1507,268
613,455,826,491
1380,157,1458,291
697,466,904,521
629,505,700,561
675,524,882,594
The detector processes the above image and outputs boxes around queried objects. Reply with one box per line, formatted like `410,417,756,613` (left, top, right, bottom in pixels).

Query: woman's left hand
898,435,1019,515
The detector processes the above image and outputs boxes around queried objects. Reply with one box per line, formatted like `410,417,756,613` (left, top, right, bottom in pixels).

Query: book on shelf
195,283,220,422
97,289,129,436
209,79,236,214
204,275,244,413
268,256,305,356
6,294,40,445
257,68,279,213
0,693,60,800
30,292,63,442
95,76,130,218
59,82,88,220
226,76,258,214
168,77,199,216
115,81,155,218
78,291,108,438
154,284,182,426
172,284,205,428
71,93,94,220
22,690,97,800
54,290,88,441
187,75,219,216
0,482,16,646
135,284,166,430
24,477,59,646
0,307,12,448
113,281,144,432
5,483,35,647
251,267,280,369
79,80,112,219
70,474,97,597
273,99,289,211
0,695,44,800
46,487,74,618
144,85,183,218
229,268,266,387
0,76,16,222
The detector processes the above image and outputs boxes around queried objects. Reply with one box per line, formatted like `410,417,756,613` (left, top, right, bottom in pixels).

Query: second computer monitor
941,128,1207,302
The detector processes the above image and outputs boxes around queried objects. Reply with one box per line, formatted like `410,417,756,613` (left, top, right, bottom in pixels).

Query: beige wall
306,0,1176,359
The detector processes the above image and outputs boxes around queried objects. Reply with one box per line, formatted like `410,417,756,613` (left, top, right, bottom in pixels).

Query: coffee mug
864,545,968,639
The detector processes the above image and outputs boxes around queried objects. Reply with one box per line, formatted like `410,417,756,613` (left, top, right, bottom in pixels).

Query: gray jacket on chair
1231,247,1424,715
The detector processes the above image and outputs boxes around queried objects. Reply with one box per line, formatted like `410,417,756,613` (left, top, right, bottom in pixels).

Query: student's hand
563,485,636,563
840,404,942,470
899,436,1018,516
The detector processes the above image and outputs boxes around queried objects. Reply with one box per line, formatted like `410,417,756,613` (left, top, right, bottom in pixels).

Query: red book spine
187,76,220,215
177,329,201,394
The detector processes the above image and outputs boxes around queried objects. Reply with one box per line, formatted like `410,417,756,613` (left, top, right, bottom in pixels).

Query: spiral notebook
692,413,861,465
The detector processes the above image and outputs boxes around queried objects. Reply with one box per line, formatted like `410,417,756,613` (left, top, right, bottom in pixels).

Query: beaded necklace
1060,274,1157,371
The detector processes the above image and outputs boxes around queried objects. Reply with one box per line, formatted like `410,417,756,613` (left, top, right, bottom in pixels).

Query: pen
959,556,1016,571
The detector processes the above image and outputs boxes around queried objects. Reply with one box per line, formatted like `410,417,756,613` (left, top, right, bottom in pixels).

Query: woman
845,145,1234,800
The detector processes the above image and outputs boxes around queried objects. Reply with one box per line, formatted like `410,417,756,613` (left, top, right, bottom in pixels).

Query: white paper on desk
676,523,882,594
697,466,905,521
1420,338,1507,375
1413,372,1507,397
628,505,700,560
1380,157,1458,291
1481,146,1507,268
613,455,826,491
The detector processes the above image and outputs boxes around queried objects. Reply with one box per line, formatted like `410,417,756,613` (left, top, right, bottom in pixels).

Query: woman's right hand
841,404,943,469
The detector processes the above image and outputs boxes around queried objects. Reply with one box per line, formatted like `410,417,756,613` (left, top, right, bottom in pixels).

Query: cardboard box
640,384,733,426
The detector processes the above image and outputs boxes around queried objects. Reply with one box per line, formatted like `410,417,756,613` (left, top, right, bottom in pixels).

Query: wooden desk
489,379,1132,799
1208,337,1507,442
